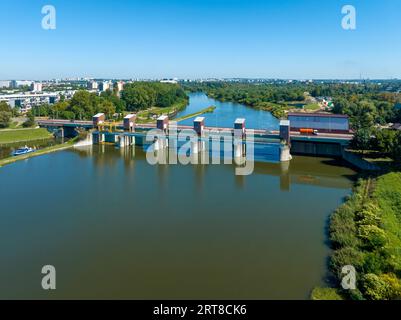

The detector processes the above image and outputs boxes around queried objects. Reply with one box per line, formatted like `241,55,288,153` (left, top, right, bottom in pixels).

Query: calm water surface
176,92,279,130
0,94,356,299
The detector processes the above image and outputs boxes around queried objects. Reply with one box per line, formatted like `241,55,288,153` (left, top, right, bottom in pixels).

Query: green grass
173,106,216,122
135,99,189,123
311,287,344,300
0,128,52,145
303,103,321,111
373,173,401,271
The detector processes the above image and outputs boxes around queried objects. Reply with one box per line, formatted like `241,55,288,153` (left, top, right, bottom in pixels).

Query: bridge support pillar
191,140,199,154
199,140,205,152
234,140,244,158
92,132,99,144
280,145,292,162
117,134,129,148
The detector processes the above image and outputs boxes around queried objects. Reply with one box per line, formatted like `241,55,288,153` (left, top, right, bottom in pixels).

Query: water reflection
72,145,355,191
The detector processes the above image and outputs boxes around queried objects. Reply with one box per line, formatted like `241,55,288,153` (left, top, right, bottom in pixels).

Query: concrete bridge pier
280,145,292,162
199,140,206,152
117,134,126,148
233,118,246,161
233,141,245,158
191,140,199,154
93,132,105,144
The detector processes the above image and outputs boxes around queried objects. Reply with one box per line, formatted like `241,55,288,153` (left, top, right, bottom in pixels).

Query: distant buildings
0,80,10,88
10,80,33,88
0,91,75,114
99,81,111,92
116,81,124,93
31,82,43,92
87,80,99,90
160,79,178,84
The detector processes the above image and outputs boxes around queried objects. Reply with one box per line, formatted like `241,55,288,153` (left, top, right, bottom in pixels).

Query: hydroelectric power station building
287,112,350,133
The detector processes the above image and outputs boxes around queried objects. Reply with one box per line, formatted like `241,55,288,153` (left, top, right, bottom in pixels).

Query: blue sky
0,0,400,79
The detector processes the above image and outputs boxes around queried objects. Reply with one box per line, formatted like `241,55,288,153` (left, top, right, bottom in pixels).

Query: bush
355,203,381,226
330,247,365,279
380,273,401,299
348,288,365,300
361,273,390,300
357,225,387,249
362,252,387,274
330,204,359,248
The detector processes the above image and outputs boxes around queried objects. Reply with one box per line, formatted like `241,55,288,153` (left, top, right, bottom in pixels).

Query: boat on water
13,146,35,156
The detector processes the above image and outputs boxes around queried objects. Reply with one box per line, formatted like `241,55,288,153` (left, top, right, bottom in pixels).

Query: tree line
29,82,187,121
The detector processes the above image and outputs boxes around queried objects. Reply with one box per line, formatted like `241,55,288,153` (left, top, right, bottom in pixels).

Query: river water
176,92,279,130
0,93,356,299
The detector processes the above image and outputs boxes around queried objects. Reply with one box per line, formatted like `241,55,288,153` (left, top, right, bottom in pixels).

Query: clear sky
1,0,400,80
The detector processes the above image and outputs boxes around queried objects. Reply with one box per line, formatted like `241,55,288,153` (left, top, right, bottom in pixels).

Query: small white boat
13,146,35,156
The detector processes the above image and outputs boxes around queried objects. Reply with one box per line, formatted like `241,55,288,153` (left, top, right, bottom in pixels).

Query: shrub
362,252,387,274
330,204,359,248
355,203,381,226
330,247,365,279
380,273,401,299
348,288,365,300
357,225,387,249
361,273,390,300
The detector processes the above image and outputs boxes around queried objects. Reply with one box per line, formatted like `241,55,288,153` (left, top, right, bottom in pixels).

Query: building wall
288,115,349,132
291,140,343,157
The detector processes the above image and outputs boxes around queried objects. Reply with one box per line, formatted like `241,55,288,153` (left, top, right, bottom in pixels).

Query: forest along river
0,93,356,299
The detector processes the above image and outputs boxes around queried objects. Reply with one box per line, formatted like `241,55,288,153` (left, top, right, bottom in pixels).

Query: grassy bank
173,106,216,122
312,172,401,300
136,98,189,124
0,137,78,168
0,128,52,145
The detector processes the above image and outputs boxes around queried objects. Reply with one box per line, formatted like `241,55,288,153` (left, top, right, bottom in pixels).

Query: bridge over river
38,114,353,161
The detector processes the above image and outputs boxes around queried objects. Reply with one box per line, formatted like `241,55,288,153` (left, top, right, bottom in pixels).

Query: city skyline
0,0,400,79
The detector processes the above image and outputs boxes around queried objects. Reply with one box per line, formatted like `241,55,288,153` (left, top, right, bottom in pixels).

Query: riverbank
312,172,401,300
0,137,78,168
0,128,53,145
136,98,189,124
173,105,216,122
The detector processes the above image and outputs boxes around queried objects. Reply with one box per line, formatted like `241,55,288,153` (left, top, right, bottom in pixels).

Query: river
0,93,356,299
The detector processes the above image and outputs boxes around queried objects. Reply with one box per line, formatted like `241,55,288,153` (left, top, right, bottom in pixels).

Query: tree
351,128,373,151
373,129,397,154
22,111,35,128
0,111,11,128
98,99,116,118
0,101,11,112
391,132,401,163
